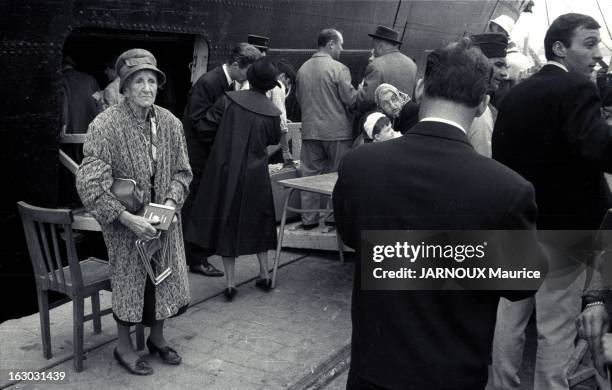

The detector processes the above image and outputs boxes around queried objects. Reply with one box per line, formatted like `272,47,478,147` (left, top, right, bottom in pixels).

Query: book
139,203,176,231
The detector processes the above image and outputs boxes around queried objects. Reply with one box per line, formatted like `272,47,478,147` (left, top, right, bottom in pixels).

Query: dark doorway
63,27,196,117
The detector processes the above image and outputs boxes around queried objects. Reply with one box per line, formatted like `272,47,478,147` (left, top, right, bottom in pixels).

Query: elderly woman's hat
470,33,508,58
116,48,166,92
368,25,402,45
247,56,281,91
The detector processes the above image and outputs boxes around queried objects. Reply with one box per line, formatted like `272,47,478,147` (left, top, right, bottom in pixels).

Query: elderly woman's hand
119,211,158,240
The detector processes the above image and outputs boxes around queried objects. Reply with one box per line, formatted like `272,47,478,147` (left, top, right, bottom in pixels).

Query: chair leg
91,292,101,334
72,297,85,372
135,324,145,351
35,286,52,359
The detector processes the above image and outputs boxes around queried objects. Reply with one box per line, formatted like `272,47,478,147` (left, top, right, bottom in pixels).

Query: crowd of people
69,10,612,389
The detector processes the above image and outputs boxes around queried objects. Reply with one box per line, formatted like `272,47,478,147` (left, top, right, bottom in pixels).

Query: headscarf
374,83,411,114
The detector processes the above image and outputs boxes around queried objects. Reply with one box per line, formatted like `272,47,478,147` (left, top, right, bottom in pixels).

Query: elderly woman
77,49,192,375
374,83,420,134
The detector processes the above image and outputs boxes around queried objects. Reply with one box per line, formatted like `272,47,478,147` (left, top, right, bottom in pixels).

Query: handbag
110,178,144,213
110,123,148,214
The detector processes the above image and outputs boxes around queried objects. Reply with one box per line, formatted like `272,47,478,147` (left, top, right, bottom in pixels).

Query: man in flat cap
356,25,417,113
466,33,508,157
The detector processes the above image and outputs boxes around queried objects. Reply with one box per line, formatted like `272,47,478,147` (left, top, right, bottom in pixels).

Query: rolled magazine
135,231,171,285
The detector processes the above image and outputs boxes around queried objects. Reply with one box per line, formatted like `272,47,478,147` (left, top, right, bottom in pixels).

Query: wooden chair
17,201,143,372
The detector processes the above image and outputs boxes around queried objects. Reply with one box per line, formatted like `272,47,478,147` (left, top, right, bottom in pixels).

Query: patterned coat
77,101,192,323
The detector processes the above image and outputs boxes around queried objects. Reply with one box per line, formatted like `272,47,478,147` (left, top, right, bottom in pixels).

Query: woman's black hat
247,56,281,91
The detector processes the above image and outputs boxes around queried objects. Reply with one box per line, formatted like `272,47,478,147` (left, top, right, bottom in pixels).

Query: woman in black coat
184,57,282,301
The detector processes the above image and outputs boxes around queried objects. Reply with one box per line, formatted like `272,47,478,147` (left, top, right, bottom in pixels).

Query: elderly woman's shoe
255,278,272,292
146,338,182,365
113,348,153,375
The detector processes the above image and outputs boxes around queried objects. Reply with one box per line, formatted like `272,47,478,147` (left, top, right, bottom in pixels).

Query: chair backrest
17,201,83,295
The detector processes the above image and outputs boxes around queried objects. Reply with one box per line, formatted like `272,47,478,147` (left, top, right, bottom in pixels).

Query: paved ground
0,250,353,390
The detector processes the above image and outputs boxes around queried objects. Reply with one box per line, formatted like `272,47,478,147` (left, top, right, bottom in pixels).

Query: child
363,112,401,143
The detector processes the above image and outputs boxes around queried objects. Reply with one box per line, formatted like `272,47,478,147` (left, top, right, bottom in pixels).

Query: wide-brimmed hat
247,56,281,91
489,15,515,35
248,35,270,51
368,25,402,45
116,48,166,92
470,33,508,58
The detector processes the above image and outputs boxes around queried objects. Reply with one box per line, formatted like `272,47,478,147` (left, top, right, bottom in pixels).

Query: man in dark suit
333,39,543,390
182,43,261,276
490,13,611,389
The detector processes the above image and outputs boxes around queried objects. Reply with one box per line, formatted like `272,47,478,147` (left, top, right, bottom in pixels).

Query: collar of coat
225,90,281,117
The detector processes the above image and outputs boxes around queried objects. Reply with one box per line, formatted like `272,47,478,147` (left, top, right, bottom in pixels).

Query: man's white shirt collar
419,117,467,134
547,60,569,72
221,64,233,86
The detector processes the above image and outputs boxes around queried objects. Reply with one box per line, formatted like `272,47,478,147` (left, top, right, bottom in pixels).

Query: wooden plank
279,221,353,252
71,208,101,232
59,134,87,144
59,149,79,175
277,172,338,196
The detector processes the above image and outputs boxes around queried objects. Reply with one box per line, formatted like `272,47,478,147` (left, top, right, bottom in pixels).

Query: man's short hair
318,29,341,48
544,13,600,60
423,38,490,108
228,43,262,68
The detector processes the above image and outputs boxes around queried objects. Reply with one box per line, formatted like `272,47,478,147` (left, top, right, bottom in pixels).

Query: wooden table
272,172,345,288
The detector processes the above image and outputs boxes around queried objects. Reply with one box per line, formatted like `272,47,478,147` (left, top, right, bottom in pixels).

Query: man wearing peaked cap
465,33,508,158
356,25,417,112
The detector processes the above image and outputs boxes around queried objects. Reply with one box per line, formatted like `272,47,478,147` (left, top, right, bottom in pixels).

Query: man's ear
414,78,424,104
552,41,567,59
475,94,490,117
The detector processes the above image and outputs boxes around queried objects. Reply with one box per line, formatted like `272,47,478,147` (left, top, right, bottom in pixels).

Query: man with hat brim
465,32,508,158
356,25,417,113
182,43,261,278
247,34,293,164
184,56,282,301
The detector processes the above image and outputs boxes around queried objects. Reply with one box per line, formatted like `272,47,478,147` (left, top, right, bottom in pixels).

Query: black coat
183,66,232,177
332,121,542,389
492,64,612,229
185,90,281,257
182,66,232,222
